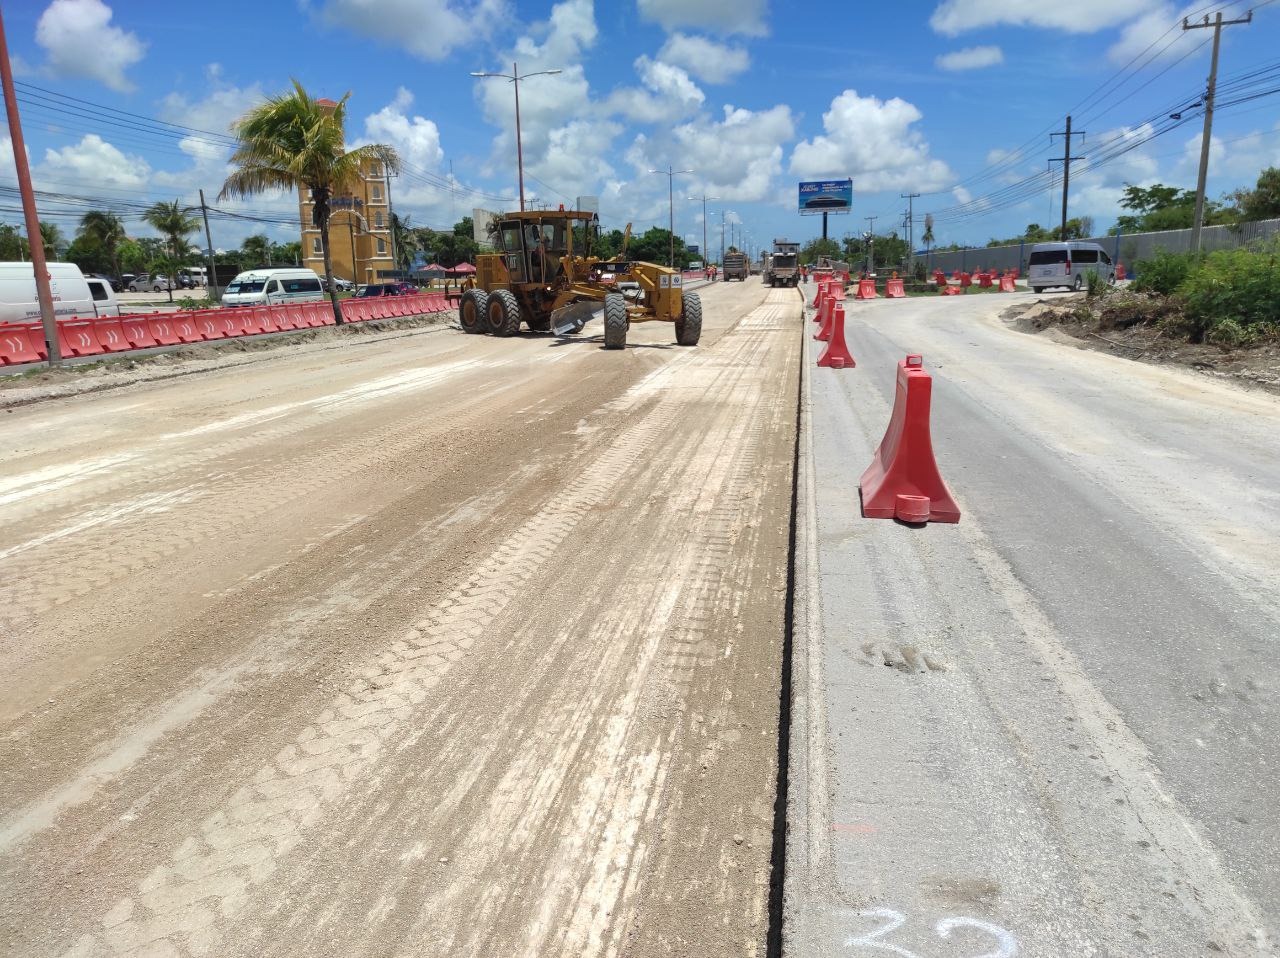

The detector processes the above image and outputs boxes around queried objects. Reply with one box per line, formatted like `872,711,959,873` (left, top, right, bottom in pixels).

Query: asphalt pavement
786,286,1279,957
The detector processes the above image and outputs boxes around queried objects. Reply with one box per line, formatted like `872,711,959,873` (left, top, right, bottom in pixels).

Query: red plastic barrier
172,314,202,344
0,323,46,364
854,278,878,300
340,299,363,323
251,306,281,333
57,319,106,357
816,302,855,369
121,315,159,348
195,311,227,340
147,316,181,345
998,273,1016,292
93,317,132,352
932,270,946,286
885,276,906,298
305,303,335,327
813,281,829,321
1116,262,1126,281
958,272,973,288
859,355,960,524
978,272,994,288
939,285,962,296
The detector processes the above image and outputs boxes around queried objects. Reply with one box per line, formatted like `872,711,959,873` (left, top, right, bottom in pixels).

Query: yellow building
298,97,394,286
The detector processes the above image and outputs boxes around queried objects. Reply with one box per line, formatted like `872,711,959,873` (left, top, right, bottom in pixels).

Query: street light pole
687,193,718,268
649,166,693,267
471,62,563,212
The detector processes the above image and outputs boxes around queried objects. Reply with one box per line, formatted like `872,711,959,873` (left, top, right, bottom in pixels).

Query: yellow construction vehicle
457,208,702,349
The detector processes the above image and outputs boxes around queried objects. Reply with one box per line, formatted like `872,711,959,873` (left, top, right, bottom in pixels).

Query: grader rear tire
459,289,487,334
603,294,628,350
486,288,522,337
675,291,702,346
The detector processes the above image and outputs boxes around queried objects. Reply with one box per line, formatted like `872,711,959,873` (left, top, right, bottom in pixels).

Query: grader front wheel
603,294,628,350
675,291,702,346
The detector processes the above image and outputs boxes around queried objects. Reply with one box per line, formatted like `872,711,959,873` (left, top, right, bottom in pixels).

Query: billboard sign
798,179,852,216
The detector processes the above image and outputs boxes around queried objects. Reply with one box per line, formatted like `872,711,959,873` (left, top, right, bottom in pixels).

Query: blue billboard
798,179,852,216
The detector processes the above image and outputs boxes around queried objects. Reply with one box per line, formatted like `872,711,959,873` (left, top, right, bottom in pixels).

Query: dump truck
768,240,800,288
459,208,702,350
722,251,750,282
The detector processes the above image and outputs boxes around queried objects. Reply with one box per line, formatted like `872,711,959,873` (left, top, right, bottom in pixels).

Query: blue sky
2,0,1278,256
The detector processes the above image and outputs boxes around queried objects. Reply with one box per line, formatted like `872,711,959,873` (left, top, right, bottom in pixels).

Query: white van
222,268,325,307
1028,242,1116,293
0,261,121,324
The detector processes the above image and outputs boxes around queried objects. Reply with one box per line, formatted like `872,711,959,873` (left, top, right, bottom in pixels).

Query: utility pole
648,165,693,267
0,6,59,363
1183,9,1252,253
385,171,397,275
1050,115,1086,241
719,210,726,264
864,215,877,274
198,189,218,296
901,192,920,276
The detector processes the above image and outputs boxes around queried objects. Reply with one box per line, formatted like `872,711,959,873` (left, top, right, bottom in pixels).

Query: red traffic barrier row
1,294,453,366
859,355,960,524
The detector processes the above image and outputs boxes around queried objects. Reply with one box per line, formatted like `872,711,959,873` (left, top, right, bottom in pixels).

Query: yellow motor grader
457,209,702,349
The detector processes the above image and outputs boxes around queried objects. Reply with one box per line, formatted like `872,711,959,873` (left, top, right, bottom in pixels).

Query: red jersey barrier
885,276,906,298
859,355,960,524
172,314,202,344
93,318,132,352
998,273,1016,292
195,312,226,340
58,320,106,357
816,302,855,369
939,285,962,296
854,278,878,300
0,323,45,364
148,317,181,345
121,315,159,348
1116,262,1127,281
958,272,973,288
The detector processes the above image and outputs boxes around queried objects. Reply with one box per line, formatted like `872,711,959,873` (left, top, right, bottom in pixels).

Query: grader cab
457,209,702,350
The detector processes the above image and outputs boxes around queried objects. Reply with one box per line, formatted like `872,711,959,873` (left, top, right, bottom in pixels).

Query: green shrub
1085,268,1109,298
176,295,218,310
1133,249,1196,295
1179,241,1280,342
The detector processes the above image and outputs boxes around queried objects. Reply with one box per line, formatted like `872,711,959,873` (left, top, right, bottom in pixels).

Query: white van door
85,278,121,317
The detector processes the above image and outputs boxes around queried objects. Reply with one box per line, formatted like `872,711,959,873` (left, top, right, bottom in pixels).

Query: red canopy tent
449,262,477,274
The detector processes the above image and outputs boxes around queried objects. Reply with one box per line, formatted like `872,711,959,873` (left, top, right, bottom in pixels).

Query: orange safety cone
859,355,960,523
816,302,855,369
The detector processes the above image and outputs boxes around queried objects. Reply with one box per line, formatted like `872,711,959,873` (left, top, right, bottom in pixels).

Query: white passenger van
1028,242,1116,293
0,261,121,324
221,268,325,307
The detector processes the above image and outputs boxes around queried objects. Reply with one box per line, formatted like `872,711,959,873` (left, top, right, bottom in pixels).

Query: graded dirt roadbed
0,283,800,957
787,291,1279,957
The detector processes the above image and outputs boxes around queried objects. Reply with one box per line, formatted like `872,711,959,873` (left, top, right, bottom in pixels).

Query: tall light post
471,62,562,212
649,165,694,267
687,192,718,268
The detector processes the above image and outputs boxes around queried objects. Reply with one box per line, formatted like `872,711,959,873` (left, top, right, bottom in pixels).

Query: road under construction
1,279,1278,957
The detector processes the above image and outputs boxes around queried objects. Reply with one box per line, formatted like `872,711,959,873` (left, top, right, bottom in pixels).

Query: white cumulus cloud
637,0,767,36
929,0,1150,35
362,88,446,170
35,0,146,92
1106,4,1206,65
657,33,750,83
935,45,1004,71
307,0,507,60
40,134,151,189
789,90,953,192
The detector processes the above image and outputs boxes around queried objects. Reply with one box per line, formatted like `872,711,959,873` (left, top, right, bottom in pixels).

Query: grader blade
551,301,602,335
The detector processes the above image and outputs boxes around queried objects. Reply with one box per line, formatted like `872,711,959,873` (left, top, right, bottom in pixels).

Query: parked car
127,273,173,293
87,272,122,292
1028,242,1116,293
358,283,410,297
331,277,354,292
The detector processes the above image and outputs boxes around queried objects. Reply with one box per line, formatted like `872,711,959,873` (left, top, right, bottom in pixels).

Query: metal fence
921,217,1280,276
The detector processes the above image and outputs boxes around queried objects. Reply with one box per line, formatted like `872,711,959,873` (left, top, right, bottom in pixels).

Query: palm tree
143,200,200,300
922,213,935,270
219,81,400,324
39,221,63,259
79,210,127,282
241,233,272,267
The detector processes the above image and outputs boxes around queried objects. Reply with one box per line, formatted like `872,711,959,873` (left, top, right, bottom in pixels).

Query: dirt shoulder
1002,290,1280,394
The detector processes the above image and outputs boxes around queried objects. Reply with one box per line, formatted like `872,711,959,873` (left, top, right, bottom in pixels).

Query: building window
377,238,387,255
375,211,384,228
372,185,382,201
312,237,322,254
370,163,381,176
